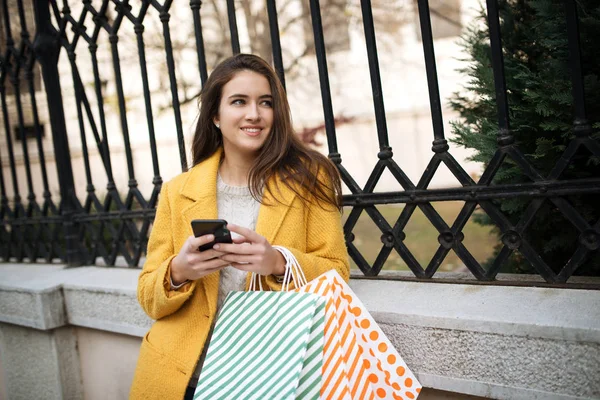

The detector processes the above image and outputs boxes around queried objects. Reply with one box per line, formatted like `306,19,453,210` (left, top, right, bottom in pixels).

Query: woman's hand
170,234,231,285
215,224,286,276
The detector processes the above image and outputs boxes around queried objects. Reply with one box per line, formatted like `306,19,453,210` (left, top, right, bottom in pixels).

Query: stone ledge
63,288,152,337
0,264,70,330
348,277,600,343
0,264,152,334
416,373,586,400
1,263,599,399
61,266,152,337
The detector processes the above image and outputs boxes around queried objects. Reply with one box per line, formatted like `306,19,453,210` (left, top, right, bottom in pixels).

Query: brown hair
191,53,342,209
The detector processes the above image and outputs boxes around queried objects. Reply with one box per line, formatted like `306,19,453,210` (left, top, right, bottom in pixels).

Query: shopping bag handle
274,246,307,291
249,269,264,291
249,246,307,291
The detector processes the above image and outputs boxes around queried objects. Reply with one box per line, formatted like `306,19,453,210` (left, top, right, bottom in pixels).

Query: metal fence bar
14,1,38,248
133,8,161,183
1,91,25,260
0,27,12,274
27,62,51,207
266,0,286,90
357,0,411,275
33,0,82,265
129,1,163,267
0,1,13,244
88,46,114,181
0,101,7,205
108,34,136,183
0,122,8,259
226,0,240,55
190,0,208,86
14,71,36,209
68,55,94,190
307,0,368,269
74,70,108,168
1,0,21,210
564,0,591,138
308,0,338,157
159,3,187,172
0,87,21,261
485,0,512,143
82,2,113,183
416,0,447,150
360,0,389,150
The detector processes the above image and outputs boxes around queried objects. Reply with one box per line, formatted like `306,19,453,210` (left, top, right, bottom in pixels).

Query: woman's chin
225,142,264,158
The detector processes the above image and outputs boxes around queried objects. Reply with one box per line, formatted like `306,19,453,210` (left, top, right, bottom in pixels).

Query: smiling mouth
241,127,262,136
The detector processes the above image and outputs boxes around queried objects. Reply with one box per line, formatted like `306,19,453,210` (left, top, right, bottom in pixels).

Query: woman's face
214,70,274,159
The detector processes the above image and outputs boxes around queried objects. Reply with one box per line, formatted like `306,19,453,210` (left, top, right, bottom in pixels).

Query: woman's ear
213,117,220,129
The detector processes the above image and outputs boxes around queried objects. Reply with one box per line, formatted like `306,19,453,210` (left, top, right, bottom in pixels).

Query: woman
130,54,350,399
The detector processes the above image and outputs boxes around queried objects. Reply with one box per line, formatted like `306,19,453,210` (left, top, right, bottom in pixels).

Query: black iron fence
0,0,598,285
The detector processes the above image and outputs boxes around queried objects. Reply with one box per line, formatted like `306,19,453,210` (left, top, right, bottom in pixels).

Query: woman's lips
241,127,262,137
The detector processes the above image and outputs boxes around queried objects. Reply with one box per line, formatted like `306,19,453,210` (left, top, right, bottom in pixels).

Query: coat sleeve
264,178,350,291
137,181,198,320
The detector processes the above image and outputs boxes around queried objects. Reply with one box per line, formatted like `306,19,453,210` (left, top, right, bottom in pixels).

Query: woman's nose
245,103,261,120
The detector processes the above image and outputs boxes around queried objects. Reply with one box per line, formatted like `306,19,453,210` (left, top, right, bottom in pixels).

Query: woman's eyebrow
228,93,273,99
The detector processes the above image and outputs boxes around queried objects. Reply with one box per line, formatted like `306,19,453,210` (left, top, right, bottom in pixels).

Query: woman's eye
231,99,244,105
261,100,273,107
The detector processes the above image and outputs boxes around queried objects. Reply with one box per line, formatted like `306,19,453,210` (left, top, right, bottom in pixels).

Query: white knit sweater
215,174,262,310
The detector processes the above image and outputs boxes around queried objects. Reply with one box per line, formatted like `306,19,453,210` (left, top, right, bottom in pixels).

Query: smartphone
191,219,233,252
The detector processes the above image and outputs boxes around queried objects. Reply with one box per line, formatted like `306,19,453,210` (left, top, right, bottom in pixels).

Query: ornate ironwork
0,0,597,285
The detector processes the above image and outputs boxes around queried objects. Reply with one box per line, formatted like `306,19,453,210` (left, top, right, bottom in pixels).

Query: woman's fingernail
213,244,220,249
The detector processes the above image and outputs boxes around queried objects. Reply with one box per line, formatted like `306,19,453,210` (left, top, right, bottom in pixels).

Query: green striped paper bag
194,290,326,400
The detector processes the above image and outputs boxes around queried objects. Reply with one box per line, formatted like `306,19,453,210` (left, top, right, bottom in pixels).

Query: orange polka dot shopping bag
278,247,422,400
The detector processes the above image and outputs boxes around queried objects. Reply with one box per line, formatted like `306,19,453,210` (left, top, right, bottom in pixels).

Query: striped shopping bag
194,290,326,400
276,247,422,400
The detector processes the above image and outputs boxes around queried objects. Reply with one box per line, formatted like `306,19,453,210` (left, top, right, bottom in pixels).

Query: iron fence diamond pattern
50,0,176,266
0,0,598,284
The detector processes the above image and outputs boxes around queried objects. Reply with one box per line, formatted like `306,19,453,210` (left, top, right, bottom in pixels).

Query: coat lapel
255,176,296,244
180,149,221,222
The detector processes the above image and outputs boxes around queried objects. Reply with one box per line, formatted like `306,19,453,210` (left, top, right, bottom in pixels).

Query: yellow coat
130,149,350,399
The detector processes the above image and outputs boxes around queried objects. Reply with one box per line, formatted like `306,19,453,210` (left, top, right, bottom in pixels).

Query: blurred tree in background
450,0,600,275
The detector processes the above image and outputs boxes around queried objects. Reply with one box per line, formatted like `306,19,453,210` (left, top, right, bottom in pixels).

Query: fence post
32,0,82,265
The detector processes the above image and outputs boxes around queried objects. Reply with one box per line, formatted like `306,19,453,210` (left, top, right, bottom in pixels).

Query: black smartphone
191,219,233,252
